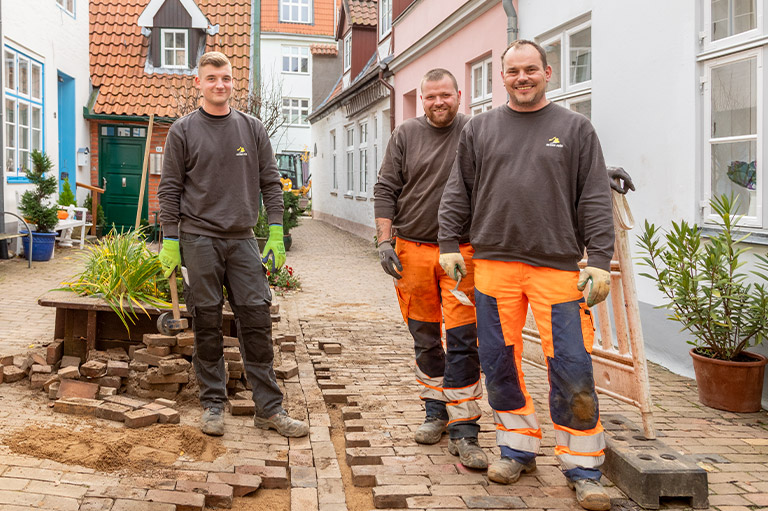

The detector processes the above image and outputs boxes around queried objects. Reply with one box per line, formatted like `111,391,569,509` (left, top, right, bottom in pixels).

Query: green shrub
58,180,77,207
18,150,59,232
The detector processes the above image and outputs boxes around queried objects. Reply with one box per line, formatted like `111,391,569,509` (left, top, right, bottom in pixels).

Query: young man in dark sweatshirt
158,51,308,439
438,41,614,511
373,69,486,469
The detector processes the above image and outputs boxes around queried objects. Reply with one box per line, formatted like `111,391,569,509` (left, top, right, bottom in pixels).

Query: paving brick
57,379,99,399
124,408,159,428
112,499,176,511
97,402,131,422
145,367,189,384
57,365,80,379
175,480,234,508
230,399,255,416
3,365,26,383
93,375,122,388
80,360,107,378
29,372,49,390
25,479,88,499
98,386,118,398
223,347,241,360
131,349,167,367
236,465,290,489
107,360,130,377
372,485,430,508
154,398,178,408
177,332,195,347
146,489,204,511
350,465,405,486
375,475,431,486
206,472,262,497
143,334,178,348
156,408,180,424
291,466,317,488
406,495,465,508
291,487,318,511
147,346,172,357
222,335,239,347
79,497,115,511
48,381,60,399
30,364,52,374
158,358,191,375
3,466,63,482
103,394,146,409
281,342,297,352
346,447,393,466
129,360,149,372
46,341,63,365
275,363,299,380
173,345,195,356
53,397,102,417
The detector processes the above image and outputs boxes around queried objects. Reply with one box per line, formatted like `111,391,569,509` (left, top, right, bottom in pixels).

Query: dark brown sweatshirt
158,107,283,239
438,103,614,271
374,114,470,243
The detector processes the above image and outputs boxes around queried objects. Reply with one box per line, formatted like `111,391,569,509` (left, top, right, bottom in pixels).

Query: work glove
607,166,635,194
377,239,403,279
439,252,466,281
158,238,181,278
577,266,611,307
262,225,286,272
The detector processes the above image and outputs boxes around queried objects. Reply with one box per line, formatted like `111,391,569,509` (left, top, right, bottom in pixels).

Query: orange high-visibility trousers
393,239,481,435
473,259,605,471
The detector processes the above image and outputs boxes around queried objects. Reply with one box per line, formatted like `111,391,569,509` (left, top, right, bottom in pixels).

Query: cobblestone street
0,218,767,510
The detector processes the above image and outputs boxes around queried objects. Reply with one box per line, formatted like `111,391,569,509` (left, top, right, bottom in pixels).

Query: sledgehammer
157,268,188,335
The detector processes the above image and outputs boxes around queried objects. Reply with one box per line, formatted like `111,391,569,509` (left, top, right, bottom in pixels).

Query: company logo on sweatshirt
236,146,248,157
546,136,563,148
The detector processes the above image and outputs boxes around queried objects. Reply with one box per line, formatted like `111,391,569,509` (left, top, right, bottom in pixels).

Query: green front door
98,125,148,232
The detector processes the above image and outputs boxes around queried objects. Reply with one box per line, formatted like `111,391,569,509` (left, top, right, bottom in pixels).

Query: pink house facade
389,0,514,123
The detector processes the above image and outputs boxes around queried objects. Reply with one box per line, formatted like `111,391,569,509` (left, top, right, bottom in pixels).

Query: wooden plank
86,310,98,353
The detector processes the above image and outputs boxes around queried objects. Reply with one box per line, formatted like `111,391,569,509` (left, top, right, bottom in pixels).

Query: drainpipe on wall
378,64,395,134
251,0,261,91
0,0,7,259
502,0,518,44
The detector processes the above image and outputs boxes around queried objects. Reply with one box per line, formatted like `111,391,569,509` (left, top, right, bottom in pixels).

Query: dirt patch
328,404,373,511
3,422,225,473
232,489,290,511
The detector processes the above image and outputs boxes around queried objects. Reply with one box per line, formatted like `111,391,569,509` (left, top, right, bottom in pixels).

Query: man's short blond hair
198,51,231,71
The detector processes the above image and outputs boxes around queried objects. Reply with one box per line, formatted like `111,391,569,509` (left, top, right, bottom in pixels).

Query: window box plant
637,194,768,412
17,150,60,261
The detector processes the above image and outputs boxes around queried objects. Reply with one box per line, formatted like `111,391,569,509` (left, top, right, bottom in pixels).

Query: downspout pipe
378,63,395,134
502,0,518,44
0,0,7,259
251,0,261,91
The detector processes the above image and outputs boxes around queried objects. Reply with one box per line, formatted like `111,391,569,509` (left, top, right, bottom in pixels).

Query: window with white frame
161,29,188,68
346,127,354,193
4,47,43,181
282,46,309,73
282,98,310,125
373,115,379,179
470,57,493,115
711,0,757,41
331,130,338,190
539,19,592,117
704,50,762,225
359,122,368,193
280,0,312,24
380,0,392,37
343,33,352,72
56,0,75,16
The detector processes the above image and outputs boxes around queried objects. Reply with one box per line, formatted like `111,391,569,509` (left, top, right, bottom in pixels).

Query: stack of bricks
54,394,181,427
127,333,192,400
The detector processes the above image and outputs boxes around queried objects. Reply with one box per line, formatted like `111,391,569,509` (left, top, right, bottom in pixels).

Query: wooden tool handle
169,269,181,321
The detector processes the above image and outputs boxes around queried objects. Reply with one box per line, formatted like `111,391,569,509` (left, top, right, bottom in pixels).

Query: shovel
157,268,189,335
450,274,474,307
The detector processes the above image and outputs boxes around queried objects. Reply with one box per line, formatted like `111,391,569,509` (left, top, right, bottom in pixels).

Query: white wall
310,97,390,239
261,33,335,155
3,0,90,215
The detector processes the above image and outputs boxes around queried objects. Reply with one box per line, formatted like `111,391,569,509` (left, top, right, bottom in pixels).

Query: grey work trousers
180,232,283,418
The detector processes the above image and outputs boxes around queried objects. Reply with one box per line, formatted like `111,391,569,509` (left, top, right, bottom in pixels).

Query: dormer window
280,0,312,24
161,29,189,68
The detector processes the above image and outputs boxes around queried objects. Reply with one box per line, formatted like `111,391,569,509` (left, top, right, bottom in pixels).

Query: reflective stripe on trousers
474,259,605,471
394,239,481,429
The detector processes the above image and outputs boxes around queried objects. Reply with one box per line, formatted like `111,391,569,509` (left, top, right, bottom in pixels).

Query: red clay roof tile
310,43,338,56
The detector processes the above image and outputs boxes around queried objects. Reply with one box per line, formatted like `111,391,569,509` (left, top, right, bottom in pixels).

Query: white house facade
518,0,768,404
2,0,91,227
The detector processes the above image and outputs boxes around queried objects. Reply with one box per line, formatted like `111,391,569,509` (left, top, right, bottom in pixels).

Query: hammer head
157,312,189,336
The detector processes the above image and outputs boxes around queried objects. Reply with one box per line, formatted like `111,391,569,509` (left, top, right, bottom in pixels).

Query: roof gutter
82,106,176,124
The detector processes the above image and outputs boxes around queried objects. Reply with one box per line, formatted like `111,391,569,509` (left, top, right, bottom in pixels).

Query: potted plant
17,150,60,261
638,194,768,412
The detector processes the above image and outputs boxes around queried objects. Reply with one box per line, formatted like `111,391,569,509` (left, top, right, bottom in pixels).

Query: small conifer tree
18,150,59,232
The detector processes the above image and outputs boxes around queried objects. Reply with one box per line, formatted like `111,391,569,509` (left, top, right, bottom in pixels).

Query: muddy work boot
567,478,611,511
200,407,225,436
487,457,537,484
414,417,448,445
447,437,488,469
254,411,309,438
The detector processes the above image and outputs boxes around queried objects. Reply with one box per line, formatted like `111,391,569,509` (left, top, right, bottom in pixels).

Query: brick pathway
0,220,766,510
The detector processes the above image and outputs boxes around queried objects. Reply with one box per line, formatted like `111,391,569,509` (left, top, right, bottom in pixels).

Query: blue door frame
57,71,76,194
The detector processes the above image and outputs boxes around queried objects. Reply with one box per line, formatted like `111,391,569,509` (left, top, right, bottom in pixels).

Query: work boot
447,437,488,469
567,478,611,511
254,411,309,438
414,417,448,445
200,407,225,436
487,457,537,484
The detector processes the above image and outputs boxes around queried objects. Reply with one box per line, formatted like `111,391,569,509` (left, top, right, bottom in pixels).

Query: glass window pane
301,6,309,22
570,98,591,120
18,57,29,95
5,52,15,90
18,103,28,127
291,57,299,72
473,66,482,100
31,106,41,129
711,58,756,138
164,32,174,47
281,4,289,20
733,0,756,35
569,27,591,85
485,61,492,97
6,99,15,124
711,140,757,216
165,50,174,66
283,56,290,71
31,64,42,99
176,32,185,47
176,50,186,66
300,58,308,73
6,149,15,174
544,40,561,91
292,6,298,20
67,0,74,12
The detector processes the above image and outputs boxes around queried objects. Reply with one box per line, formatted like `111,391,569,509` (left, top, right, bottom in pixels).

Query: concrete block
602,414,709,509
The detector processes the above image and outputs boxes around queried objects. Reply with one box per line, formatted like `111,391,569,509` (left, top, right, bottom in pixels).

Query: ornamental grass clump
637,194,768,361
59,229,170,330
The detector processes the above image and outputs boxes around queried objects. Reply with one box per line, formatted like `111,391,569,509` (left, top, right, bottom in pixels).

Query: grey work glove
377,240,402,279
607,166,635,194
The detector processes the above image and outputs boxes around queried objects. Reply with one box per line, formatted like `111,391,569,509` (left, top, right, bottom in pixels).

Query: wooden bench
54,206,90,249
1,212,32,268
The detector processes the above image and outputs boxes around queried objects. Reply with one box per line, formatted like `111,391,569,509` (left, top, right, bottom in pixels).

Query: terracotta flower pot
690,348,767,412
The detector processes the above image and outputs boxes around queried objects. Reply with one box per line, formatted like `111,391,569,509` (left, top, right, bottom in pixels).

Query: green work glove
158,238,181,278
439,252,466,281
577,266,611,307
262,224,286,271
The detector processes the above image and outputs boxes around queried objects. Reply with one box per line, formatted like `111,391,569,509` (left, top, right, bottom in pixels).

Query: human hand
158,238,181,278
607,166,635,194
377,240,403,279
263,225,286,271
577,266,611,307
439,252,466,281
